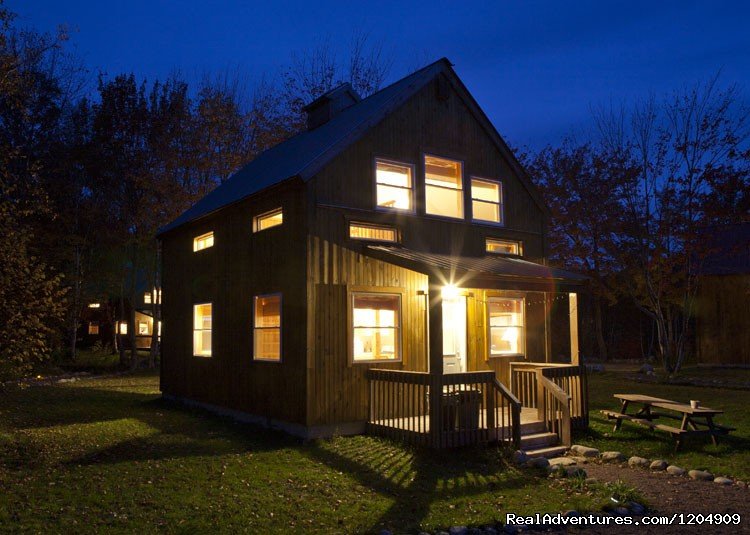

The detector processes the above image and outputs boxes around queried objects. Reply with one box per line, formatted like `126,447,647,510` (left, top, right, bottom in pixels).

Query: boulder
613,506,630,516
628,456,650,468
571,445,600,458
688,469,714,481
650,460,668,471
601,451,626,463
627,502,646,515
639,363,654,374
549,457,577,467
565,467,587,478
512,450,529,465
448,527,468,535
714,477,733,485
526,457,550,469
666,465,686,476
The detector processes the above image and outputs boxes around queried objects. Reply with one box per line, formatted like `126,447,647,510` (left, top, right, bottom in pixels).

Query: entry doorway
442,295,467,373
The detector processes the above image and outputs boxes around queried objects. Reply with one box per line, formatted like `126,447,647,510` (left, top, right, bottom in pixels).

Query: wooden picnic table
602,394,734,450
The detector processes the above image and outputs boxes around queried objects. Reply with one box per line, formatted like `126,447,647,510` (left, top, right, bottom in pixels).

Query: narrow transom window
193,232,214,252
486,238,522,256
471,179,503,224
254,294,281,361
375,159,413,211
349,222,398,243
254,208,283,232
425,155,463,219
351,293,401,362
488,297,525,357
193,303,212,357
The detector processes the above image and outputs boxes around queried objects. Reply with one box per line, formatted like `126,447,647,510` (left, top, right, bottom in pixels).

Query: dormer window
471,179,502,224
375,159,413,211
193,232,214,252
254,208,283,232
425,155,463,219
486,238,522,256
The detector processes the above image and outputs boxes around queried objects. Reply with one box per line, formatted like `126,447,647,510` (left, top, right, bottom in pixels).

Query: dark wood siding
695,274,750,366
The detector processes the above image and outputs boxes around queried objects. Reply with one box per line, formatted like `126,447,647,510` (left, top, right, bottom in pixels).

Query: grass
0,372,609,534
579,372,750,480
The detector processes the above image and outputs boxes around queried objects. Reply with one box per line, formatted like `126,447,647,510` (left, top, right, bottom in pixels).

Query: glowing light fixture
88,303,100,309
441,284,459,300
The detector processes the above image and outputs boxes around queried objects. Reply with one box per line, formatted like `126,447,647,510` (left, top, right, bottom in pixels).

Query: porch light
88,303,100,309
441,284,459,300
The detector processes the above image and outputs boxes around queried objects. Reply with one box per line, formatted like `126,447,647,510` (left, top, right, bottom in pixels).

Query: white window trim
471,177,504,225
487,296,526,358
193,302,212,357
253,293,282,362
374,158,416,213
424,154,465,220
193,231,214,252
349,291,403,364
253,208,283,233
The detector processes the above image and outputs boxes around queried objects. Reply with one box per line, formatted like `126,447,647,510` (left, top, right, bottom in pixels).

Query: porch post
543,293,552,363
569,292,580,365
428,280,443,448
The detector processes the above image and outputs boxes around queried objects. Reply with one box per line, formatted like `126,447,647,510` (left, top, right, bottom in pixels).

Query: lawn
579,371,750,480
0,372,608,534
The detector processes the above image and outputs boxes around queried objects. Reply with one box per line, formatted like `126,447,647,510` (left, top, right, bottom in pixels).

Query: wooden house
158,59,588,454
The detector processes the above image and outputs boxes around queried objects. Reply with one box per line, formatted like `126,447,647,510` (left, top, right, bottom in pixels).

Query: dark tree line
0,4,390,379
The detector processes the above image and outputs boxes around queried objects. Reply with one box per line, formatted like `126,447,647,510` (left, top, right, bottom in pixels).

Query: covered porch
363,246,588,450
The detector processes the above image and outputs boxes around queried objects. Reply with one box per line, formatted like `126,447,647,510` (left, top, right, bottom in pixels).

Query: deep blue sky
12,0,750,149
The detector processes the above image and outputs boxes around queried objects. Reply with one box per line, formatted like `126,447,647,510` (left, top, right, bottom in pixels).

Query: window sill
488,354,525,359
352,358,402,365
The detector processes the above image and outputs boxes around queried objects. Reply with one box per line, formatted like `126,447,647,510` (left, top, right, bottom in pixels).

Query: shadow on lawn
303,439,529,533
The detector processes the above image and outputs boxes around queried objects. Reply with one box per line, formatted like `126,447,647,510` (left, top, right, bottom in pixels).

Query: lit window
254,208,283,232
351,293,401,362
425,155,463,219
193,232,214,252
488,298,524,356
158,321,162,337
471,179,502,223
138,322,149,335
157,289,162,304
193,303,212,357
88,323,99,335
118,322,128,335
88,303,100,309
375,159,413,211
349,222,398,243
144,292,152,304
486,238,522,255
254,294,281,361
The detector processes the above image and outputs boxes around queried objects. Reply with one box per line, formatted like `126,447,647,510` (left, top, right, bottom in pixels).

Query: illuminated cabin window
349,222,398,243
254,294,281,361
193,231,214,252
193,303,212,357
486,238,522,256
88,303,100,309
351,293,401,362
488,297,525,357
138,322,149,335
157,321,162,337
425,155,463,219
375,159,413,211
118,322,128,335
471,179,503,224
88,323,99,335
144,292,152,304
254,208,283,232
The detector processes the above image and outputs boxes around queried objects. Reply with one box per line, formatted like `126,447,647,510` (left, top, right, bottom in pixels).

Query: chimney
303,83,361,130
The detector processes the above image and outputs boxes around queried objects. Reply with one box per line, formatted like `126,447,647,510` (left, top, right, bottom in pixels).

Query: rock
503,525,521,534
468,528,483,535
563,510,580,517
569,456,589,464
688,469,714,481
601,451,626,462
639,363,654,374
565,467,587,478
666,465,686,476
714,477,733,485
571,445,600,457
449,528,468,535
549,457,577,467
627,502,646,515
379,531,393,535
614,506,631,516
628,456,650,468
736,481,747,488
512,450,528,465
585,477,598,485
526,457,549,469
650,460,668,471
483,527,498,535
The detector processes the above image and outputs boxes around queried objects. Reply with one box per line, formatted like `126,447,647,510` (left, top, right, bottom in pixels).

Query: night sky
12,0,750,150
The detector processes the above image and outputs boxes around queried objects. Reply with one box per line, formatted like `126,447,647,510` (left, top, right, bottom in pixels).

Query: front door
442,296,467,374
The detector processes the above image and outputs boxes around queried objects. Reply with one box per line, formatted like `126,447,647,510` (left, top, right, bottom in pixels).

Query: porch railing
366,369,521,449
538,374,572,447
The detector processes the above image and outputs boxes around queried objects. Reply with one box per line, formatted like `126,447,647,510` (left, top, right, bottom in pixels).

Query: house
694,223,750,366
157,59,588,453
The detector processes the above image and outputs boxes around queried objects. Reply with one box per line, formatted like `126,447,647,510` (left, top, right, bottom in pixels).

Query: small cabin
158,59,588,454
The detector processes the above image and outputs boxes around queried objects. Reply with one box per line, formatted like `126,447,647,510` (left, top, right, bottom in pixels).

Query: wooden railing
366,370,521,449
538,375,572,447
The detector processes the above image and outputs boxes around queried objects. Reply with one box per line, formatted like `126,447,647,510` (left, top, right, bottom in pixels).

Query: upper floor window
486,238,522,256
88,322,99,335
193,303,212,357
193,231,214,252
425,155,463,219
254,294,281,361
351,293,401,363
349,222,398,243
254,208,283,232
375,159,413,211
471,179,503,224
144,292,152,304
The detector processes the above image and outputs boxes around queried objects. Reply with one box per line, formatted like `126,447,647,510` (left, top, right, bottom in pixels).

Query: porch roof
366,245,587,291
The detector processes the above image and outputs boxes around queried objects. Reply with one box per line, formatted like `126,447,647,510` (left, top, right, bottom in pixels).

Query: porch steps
519,418,567,458
520,431,559,449
524,445,569,458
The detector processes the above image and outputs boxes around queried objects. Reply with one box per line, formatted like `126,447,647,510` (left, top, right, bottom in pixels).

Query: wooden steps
519,419,565,458
524,445,568,458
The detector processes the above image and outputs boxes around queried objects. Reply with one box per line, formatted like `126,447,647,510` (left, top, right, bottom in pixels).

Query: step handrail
538,373,572,447
492,377,522,448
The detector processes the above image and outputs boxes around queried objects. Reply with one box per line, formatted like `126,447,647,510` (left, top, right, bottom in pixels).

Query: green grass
579,372,750,480
0,372,608,534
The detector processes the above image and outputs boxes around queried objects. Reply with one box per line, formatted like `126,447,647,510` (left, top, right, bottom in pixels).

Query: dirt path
577,463,750,533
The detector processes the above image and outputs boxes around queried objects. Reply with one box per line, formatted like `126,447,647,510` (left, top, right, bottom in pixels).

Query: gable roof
159,58,546,235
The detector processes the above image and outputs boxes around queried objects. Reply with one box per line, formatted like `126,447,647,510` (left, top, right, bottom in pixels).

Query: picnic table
602,394,734,450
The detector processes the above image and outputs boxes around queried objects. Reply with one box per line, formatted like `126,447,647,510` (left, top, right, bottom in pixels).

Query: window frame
423,154,465,220
486,296,526,359
253,293,282,362
193,302,212,357
348,288,403,365
471,177,504,225
374,157,416,213
193,231,214,252
485,238,523,256
253,207,284,233
348,221,400,243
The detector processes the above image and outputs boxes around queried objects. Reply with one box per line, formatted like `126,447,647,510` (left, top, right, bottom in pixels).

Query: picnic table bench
602,394,734,451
